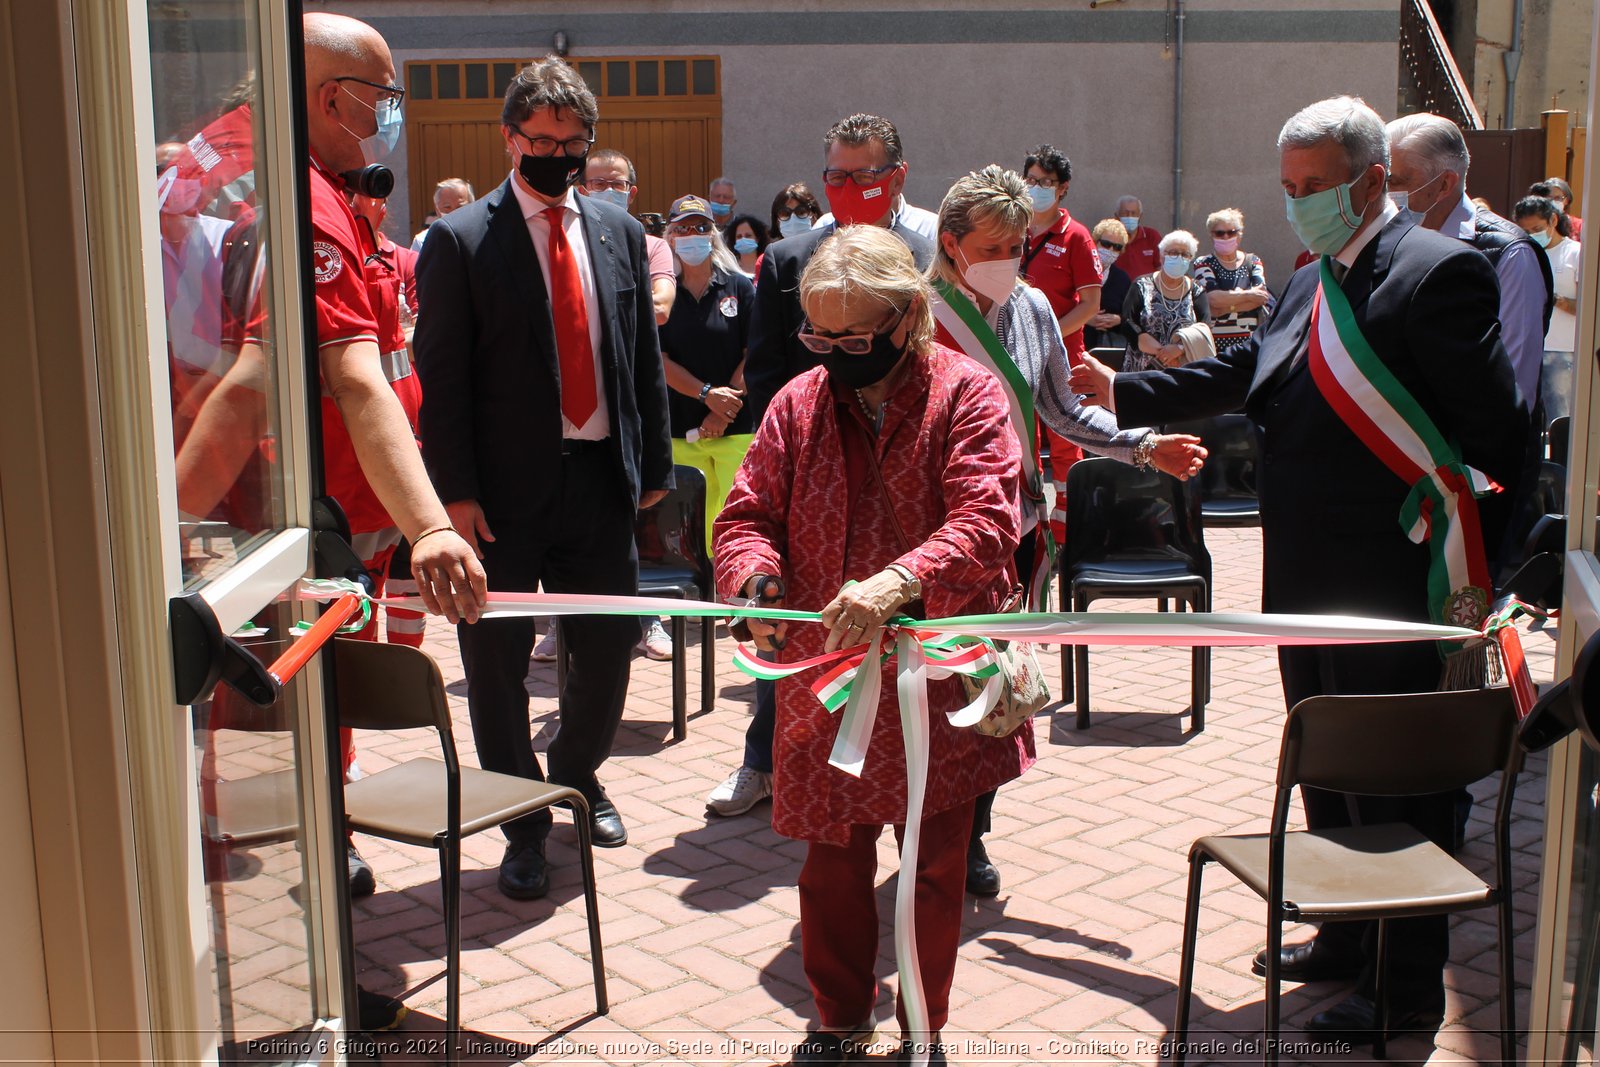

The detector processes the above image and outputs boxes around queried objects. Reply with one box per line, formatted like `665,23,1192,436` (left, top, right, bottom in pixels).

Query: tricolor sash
931,279,1056,609
1305,257,1492,627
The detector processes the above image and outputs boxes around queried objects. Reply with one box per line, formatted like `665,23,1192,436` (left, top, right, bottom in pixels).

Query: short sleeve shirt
1120,226,1163,279
659,270,755,437
1022,210,1101,357
309,159,393,533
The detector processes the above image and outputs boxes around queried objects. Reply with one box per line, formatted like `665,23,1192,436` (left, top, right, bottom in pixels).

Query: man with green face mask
1070,95,1528,1044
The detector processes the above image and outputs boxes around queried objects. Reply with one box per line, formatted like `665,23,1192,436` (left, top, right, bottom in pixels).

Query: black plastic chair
1088,345,1126,373
556,465,713,741
1058,457,1211,730
336,639,607,1063
1548,414,1571,465
1167,415,1260,528
1173,687,1521,1065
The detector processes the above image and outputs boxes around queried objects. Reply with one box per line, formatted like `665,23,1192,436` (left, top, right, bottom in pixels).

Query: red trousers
798,798,975,1035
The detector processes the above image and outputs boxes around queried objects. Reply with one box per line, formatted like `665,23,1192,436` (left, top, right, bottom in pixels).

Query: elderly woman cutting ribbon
714,226,1030,1066
927,165,1207,898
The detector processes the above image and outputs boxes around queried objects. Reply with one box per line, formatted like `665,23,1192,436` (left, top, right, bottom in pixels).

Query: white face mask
959,249,1021,305
586,187,631,212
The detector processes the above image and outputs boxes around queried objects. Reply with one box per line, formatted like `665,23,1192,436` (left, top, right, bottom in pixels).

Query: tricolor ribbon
297,580,1498,1065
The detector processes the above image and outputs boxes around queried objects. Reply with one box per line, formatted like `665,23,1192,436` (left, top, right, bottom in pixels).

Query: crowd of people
156,12,1578,1061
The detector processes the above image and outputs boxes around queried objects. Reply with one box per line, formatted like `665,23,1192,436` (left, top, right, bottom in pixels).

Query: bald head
303,12,395,173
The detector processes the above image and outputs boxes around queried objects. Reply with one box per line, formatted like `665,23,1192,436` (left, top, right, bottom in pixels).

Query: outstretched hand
1069,353,1116,412
1150,434,1207,480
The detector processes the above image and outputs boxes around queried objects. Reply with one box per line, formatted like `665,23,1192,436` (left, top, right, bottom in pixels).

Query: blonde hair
928,164,1031,289
1092,218,1129,244
800,226,935,353
1205,207,1244,233
1159,229,1200,258
434,178,475,208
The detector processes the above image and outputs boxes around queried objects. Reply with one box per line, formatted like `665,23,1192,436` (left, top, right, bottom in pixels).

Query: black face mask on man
824,327,908,389
518,150,587,198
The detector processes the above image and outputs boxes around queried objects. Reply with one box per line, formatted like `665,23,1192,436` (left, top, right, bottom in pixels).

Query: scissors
730,574,786,650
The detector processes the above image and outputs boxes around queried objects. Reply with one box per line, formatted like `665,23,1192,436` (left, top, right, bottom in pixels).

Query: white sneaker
531,628,559,662
638,619,673,661
706,765,773,816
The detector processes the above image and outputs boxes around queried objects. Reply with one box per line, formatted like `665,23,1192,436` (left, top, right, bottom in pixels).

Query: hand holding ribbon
821,571,913,652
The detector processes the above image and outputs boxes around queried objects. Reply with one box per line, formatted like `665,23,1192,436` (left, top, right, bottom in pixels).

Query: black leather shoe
497,841,550,900
1251,938,1363,981
1305,992,1444,1044
790,1025,874,1064
966,839,1000,897
589,797,628,848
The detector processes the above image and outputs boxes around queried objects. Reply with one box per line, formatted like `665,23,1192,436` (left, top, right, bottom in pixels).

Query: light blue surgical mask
778,214,812,239
675,234,713,265
1284,176,1372,255
733,236,759,255
1027,184,1057,212
1529,228,1552,248
709,200,732,219
1119,215,1141,233
1162,255,1192,279
587,187,631,212
340,84,403,164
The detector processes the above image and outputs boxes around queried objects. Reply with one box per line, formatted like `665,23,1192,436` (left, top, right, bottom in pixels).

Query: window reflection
153,60,286,588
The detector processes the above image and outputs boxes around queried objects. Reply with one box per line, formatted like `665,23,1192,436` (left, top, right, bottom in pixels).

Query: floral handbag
965,584,1051,737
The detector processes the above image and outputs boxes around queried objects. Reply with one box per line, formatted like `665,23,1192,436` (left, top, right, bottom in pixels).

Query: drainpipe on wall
1171,0,1185,228
1504,0,1524,127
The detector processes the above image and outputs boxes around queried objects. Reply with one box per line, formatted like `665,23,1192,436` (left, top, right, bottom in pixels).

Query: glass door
1533,3,1600,1060
138,0,346,1060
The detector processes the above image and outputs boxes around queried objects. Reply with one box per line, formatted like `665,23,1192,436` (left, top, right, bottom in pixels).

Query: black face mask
518,151,586,198
824,329,907,389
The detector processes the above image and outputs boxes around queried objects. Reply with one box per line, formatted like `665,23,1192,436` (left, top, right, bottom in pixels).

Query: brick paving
212,526,1555,1065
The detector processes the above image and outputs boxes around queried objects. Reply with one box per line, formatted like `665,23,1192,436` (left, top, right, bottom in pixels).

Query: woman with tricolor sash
927,165,1208,899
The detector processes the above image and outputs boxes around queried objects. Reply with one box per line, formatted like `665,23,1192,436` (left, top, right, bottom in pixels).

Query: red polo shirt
1119,225,1163,279
1022,209,1101,357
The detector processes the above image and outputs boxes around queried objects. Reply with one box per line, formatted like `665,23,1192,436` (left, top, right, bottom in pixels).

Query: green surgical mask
1284,176,1371,256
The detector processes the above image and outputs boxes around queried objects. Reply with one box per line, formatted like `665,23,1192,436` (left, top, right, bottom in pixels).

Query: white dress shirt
509,174,610,439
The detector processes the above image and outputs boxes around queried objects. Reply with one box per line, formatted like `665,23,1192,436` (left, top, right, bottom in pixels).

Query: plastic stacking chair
557,465,714,741
635,464,716,739
1548,414,1570,465
1173,687,1522,1065
1088,345,1126,373
1167,415,1260,528
1058,457,1211,731
334,639,607,1063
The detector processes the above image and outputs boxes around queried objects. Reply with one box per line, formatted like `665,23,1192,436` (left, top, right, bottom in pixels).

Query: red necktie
543,205,598,428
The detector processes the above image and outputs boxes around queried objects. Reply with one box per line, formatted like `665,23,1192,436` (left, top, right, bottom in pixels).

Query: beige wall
1447,0,1591,130
321,0,1399,283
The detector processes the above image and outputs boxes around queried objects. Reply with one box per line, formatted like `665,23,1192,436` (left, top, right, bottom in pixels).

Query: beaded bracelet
1133,434,1158,472
411,525,456,547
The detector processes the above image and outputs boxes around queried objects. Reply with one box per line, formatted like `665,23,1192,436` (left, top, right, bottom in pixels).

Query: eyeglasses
511,128,596,158
668,221,712,235
797,307,907,355
821,163,902,188
1025,177,1060,189
584,178,631,192
778,210,814,221
1097,240,1124,252
334,76,405,107
1211,228,1240,238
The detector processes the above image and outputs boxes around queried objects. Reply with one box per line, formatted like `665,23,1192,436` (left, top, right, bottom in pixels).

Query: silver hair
1159,229,1200,258
1277,96,1390,178
1385,113,1471,178
710,176,736,194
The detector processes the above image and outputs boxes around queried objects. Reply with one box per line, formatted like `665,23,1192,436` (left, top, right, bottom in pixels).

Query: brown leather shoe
1250,939,1363,981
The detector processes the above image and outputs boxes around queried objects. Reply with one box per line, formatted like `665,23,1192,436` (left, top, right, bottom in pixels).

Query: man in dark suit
1071,96,1528,1039
703,113,934,829
415,57,673,900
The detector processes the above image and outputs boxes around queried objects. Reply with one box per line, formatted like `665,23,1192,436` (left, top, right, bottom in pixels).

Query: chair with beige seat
1172,686,1522,1064
333,637,607,1063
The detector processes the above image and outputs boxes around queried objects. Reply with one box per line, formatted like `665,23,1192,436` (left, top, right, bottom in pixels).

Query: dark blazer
745,220,934,423
1114,213,1528,625
414,178,673,528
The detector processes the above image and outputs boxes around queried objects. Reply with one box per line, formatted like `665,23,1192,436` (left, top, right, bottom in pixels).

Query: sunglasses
1211,228,1240,238
668,221,713,235
1098,240,1124,252
797,307,907,355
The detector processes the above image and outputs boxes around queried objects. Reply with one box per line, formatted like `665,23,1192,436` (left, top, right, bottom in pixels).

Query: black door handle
169,592,280,707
